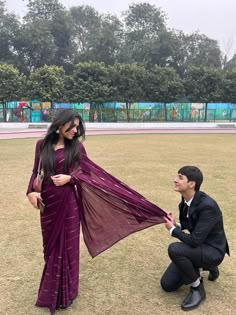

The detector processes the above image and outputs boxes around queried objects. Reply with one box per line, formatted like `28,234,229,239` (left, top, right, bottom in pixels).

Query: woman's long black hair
41,109,86,181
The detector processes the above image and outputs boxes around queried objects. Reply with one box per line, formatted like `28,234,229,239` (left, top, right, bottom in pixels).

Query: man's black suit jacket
172,191,229,265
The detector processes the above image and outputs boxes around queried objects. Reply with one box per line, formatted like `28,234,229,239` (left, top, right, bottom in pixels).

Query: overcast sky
5,0,236,58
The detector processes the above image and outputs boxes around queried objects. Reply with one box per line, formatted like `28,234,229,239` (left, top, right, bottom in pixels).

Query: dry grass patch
0,134,235,315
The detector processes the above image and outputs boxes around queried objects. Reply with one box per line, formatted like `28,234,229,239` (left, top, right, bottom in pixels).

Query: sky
5,0,236,58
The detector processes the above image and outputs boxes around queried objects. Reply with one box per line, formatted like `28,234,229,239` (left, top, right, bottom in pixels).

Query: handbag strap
37,156,42,175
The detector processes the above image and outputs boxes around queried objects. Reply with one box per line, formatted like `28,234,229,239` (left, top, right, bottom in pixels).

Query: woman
27,109,166,314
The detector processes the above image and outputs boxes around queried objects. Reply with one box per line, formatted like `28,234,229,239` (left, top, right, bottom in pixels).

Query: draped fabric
27,139,167,314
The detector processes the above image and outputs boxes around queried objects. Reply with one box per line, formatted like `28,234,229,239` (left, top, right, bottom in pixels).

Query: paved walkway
0,125,236,139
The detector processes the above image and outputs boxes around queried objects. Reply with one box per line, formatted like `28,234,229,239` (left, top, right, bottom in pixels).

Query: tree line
1,0,236,74
1,62,236,120
0,0,236,120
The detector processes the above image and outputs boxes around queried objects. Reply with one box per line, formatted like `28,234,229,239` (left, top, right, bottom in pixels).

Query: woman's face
59,118,80,140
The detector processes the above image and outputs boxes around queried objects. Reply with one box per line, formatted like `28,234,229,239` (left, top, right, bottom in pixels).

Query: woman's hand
51,174,71,186
27,192,41,209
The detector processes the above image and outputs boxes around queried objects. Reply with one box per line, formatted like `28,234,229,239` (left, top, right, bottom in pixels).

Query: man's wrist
169,226,176,235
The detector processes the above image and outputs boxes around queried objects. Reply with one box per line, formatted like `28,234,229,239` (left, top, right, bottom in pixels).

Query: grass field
0,134,235,315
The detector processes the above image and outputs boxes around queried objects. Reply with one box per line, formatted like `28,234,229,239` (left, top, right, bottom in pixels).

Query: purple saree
27,139,167,314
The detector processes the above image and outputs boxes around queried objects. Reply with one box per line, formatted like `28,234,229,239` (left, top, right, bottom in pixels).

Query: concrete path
0,126,236,139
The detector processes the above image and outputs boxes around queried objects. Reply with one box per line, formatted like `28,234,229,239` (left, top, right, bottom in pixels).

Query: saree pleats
35,150,80,314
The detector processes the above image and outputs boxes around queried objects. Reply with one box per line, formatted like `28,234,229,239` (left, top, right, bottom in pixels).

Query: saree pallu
74,152,167,258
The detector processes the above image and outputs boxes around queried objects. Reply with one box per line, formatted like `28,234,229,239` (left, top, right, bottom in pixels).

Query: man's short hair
178,166,203,191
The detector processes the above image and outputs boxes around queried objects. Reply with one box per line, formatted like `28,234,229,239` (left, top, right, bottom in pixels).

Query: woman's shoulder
36,138,44,146
36,138,44,145
35,138,44,151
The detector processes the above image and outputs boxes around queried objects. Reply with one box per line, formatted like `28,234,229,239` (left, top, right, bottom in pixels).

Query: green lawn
0,134,235,315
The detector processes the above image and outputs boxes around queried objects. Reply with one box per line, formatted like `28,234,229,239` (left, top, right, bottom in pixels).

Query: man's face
174,173,195,193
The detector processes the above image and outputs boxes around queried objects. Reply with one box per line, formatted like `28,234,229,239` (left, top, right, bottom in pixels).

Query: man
162,166,229,311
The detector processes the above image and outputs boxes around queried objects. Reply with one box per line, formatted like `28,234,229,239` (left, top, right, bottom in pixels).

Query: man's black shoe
181,280,206,311
208,267,219,281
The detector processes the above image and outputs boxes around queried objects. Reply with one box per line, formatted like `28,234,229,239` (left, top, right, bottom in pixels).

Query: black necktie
183,203,189,218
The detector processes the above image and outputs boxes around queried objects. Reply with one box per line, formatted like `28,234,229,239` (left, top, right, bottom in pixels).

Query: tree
123,2,166,34
224,54,236,71
222,69,236,104
17,0,74,72
184,66,223,121
0,1,20,65
0,64,25,120
170,31,222,76
119,2,172,65
110,63,147,121
16,22,56,72
28,65,65,101
221,37,234,68
65,62,112,121
0,64,25,100
146,66,184,120
70,5,100,56
86,14,122,65
49,9,75,70
70,6,122,65
24,0,64,22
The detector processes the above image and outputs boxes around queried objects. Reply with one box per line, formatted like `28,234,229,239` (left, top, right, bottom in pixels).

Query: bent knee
160,276,176,292
168,242,182,259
